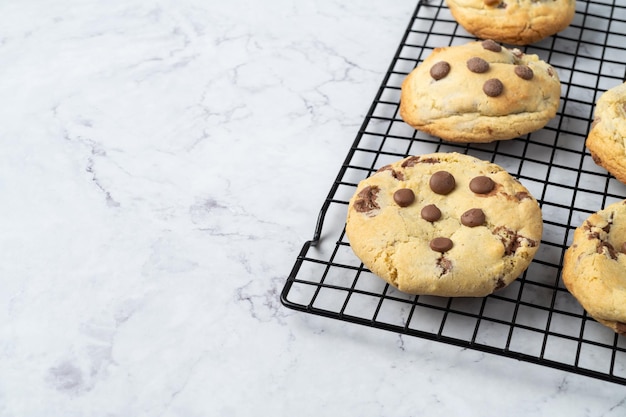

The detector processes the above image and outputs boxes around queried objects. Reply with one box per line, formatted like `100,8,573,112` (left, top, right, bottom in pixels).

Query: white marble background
1,0,625,415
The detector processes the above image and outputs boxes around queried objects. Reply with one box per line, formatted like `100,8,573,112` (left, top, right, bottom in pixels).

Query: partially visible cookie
345,152,543,297
399,40,561,143
562,200,626,335
446,0,576,46
586,82,626,184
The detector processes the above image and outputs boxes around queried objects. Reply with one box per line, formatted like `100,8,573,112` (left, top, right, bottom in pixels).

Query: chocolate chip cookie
586,82,626,184
562,200,626,335
446,0,576,46
345,152,543,297
400,40,561,143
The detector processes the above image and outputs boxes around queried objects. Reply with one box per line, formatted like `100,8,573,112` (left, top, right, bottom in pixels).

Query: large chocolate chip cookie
563,200,626,335
399,40,561,143
446,0,576,46
345,152,543,297
586,82,626,185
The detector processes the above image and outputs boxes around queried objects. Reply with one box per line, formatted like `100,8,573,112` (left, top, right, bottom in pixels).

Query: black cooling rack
280,0,626,385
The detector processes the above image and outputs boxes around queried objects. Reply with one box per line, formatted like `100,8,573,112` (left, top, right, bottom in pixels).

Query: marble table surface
2,0,626,415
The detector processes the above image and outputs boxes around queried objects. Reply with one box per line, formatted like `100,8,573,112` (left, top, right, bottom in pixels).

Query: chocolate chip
616,322,626,334
481,40,502,53
421,204,441,222
483,78,504,97
401,156,421,167
393,188,415,207
494,226,537,256
494,277,506,290
429,171,456,195
467,57,490,73
437,257,452,275
585,221,603,241
500,230,520,255
469,176,495,194
354,185,380,213
430,61,451,80
598,241,618,260
376,165,404,180
461,208,485,227
621,242,626,254
514,65,534,80
401,156,441,168
430,237,453,253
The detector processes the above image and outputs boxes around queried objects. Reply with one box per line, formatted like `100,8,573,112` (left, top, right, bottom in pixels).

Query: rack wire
280,0,626,385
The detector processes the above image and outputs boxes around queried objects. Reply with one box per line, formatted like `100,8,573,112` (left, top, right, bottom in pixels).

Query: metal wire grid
280,0,626,385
